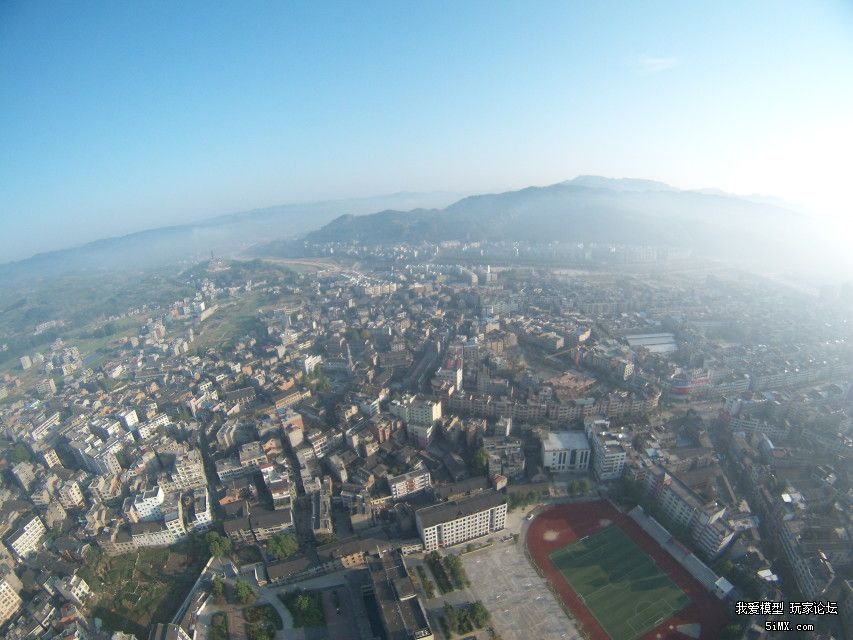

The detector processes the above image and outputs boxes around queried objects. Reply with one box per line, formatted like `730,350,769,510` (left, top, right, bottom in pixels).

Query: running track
526,501,728,640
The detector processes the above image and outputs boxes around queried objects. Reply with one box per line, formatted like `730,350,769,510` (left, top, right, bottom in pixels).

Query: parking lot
462,540,582,640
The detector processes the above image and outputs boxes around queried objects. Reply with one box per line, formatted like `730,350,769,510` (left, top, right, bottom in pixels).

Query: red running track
525,501,728,640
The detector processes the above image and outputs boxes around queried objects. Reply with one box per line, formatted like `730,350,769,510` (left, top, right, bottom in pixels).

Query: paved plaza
462,540,582,640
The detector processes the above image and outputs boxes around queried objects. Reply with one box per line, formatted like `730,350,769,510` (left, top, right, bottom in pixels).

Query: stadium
526,501,727,640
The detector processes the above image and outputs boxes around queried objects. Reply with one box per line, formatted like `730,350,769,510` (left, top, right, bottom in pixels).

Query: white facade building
416,490,507,551
541,431,590,473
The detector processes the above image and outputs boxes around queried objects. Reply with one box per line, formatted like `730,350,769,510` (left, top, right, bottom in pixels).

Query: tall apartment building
541,431,590,473
635,465,736,559
68,438,122,475
390,395,441,448
173,450,207,490
415,490,507,551
388,469,431,500
57,480,86,509
584,418,628,481
5,514,47,560
127,485,165,522
0,567,23,626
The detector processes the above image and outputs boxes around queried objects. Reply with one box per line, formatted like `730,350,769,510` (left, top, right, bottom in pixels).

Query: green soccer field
548,525,690,640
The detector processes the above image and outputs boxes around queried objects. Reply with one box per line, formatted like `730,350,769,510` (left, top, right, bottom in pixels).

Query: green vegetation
267,532,299,560
279,589,326,628
568,479,590,495
212,576,225,602
442,601,490,635
442,554,470,589
81,538,209,637
206,531,233,557
549,526,690,640
506,490,540,512
234,579,256,604
425,552,454,593
10,442,32,463
235,545,264,565
416,565,436,599
472,447,490,476
210,613,229,640
245,603,283,640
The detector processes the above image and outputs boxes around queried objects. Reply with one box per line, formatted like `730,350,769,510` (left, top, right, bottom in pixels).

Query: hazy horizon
2,2,852,262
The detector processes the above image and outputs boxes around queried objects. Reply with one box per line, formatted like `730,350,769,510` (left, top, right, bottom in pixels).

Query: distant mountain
0,191,463,285
301,176,831,267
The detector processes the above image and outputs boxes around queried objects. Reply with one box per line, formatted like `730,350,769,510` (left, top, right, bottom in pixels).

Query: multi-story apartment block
57,480,86,509
68,438,122,475
482,437,526,481
388,469,431,500
173,450,207,490
5,514,47,560
584,418,628,481
55,575,91,607
190,488,212,532
635,465,736,559
127,485,165,522
11,462,37,491
541,431,590,473
0,571,23,626
415,490,507,551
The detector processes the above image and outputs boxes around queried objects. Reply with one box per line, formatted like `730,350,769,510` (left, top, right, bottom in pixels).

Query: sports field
548,525,690,640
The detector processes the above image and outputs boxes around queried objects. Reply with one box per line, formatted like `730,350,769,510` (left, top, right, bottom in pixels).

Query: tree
212,576,225,601
568,480,580,496
473,447,490,476
206,531,233,557
234,579,256,604
268,533,299,560
470,601,490,628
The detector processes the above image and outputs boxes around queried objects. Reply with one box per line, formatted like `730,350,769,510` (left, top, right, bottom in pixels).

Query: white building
55,574,91,606
584,418,628,481
390,395,442,447
173,450,207,490
541,431,590,473
0,572,23,626
57,480,86,509
129,485,165,521
5,514,46,560
388,469,431,500
416,490,507,551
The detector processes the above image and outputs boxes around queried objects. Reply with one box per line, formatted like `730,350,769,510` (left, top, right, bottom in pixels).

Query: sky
1,1,852,263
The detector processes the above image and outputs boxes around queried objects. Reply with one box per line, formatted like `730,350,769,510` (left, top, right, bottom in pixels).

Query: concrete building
541,431,590,473
388,469,431,500
366,551,433,640
55,575,91,607
5,514,47,560
584,419,628,481
0,570,23,626
416,489,507,551
173,450,206,490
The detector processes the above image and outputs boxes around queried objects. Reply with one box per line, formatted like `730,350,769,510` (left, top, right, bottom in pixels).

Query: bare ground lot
462,540,583,640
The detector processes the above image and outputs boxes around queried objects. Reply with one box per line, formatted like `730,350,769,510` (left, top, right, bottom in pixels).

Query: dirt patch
542,530,560,541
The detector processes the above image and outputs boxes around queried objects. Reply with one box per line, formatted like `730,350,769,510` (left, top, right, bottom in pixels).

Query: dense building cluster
0,251,851,639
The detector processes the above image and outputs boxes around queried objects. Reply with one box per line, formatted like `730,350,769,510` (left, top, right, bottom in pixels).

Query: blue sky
1,1,852,262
